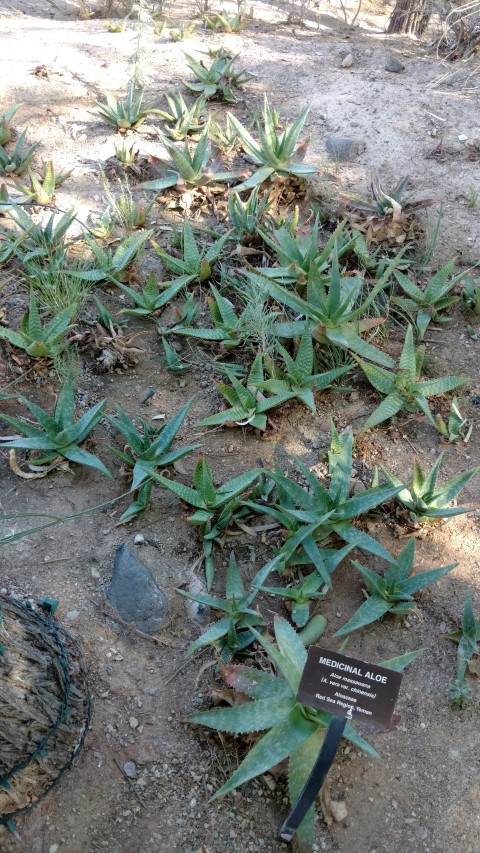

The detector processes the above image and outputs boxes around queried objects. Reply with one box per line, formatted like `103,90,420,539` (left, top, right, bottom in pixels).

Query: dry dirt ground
0,1,479,852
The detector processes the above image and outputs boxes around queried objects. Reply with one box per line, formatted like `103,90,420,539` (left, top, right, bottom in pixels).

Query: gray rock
325,136,366,162
385,56,405,73
108,544,168,634
341,53,354,68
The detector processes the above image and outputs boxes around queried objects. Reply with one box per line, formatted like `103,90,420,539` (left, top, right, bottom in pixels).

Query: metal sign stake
277,714,347,844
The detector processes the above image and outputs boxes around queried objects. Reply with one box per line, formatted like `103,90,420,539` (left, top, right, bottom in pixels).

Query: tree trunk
387,0,431,35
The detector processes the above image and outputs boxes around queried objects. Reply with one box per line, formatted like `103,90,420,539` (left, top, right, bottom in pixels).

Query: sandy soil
0,1,479,852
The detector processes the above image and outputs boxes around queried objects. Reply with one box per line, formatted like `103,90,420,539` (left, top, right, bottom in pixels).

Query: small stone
134,533,145,545
123,761,137,778
458,133,469,142
385,56,405,73
330,798,348,821
341,53,354,68
66,610,79,621
108,544,168,634
49,845,59,853
91,566,100,579
189,797,197,809
325,136,366,162
129,717,139,730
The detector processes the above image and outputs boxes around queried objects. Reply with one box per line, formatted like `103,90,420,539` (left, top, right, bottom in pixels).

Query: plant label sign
296,647,403,731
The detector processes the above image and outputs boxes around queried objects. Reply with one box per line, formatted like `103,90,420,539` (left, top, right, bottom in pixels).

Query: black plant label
297,647,403,731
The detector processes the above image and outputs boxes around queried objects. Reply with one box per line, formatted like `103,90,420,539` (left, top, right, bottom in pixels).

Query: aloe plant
179,553,265,658
151,218,229,282
0,130,39,176
378,453,478,523
355,325,469,432
161,336,191,374
246,422,403,587
14,161,72,204
393,260,461,341
6,204,77,262
446,589,479,709
204,10,249,31
228,186,272,245
0,104,24,146
189,616,422,852
253,247,404,367
0,372,110,476
158,93,207,140
114,138,138,166
257,572,327,628
150,455,261,588
336,538,457,636
259,329,351,413
107,398,200,523
199,353,297,431
96,83,160,130
78,230,152,285
141,124,239,191
228,97,318,191
183,52,251,102
257,218,355,287
0,288,74,358
115,272,193,318
434,397,468,442
461,273,480,315
340,175,434,245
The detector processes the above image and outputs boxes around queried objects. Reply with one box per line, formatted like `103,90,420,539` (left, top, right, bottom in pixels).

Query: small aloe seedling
246,423,402,586
96,83,161,130
336,538,457,636
257,572,326,628
355,324,469,432
199,353,297,431
259,329,351,413
446,589,479,709
150,455,261,588
210,115,239,156
461,273,480,315
151,218,230,282
179,553,265,659
142,124,239,192
161,337,191,374
107,398,200,523
167,284,255,349
434,397,469,442
15,161,72,205
0,130,40,176
169,20,195,41
0,288,74,358
183,52,251,102
228,186,272,245
0,371,110,476
190,616,421,851
393,260,461,341
228,96,318,191
0,104,24,146
158,93,207,141
115,272,193,318
379,453,478,524
114,138,138,166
